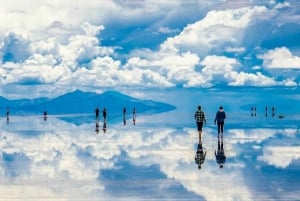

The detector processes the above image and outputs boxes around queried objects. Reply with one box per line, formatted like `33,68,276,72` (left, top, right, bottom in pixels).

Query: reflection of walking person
215,139,226,168
194,106,206,143
195,143,206,170
215,106,226,138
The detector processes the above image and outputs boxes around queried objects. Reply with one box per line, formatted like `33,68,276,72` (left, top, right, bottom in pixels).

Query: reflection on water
0,110,300,201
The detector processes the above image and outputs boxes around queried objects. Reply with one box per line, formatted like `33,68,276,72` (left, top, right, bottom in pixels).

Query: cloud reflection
0,115,299,200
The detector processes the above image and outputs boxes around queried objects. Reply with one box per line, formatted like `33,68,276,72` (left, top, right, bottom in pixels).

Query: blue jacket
215,110,226,123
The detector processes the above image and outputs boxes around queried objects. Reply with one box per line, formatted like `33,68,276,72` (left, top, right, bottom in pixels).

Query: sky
0,0,300,98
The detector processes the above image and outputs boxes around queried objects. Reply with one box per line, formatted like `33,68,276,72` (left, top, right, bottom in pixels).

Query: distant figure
272,106,275,117
133,107,136,125
123,107,126,126
278,115,284,119
6,107,9,124
251,106,256,117
95,107,100,119
215,106,226,138
195,141,206,170
194,106,206,143
43,111,48,121
95,119,100,134
215,138,226,168
265,106,268,117
103,108,107,120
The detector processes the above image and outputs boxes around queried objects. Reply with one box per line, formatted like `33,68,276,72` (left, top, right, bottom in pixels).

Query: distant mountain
0,90,176,116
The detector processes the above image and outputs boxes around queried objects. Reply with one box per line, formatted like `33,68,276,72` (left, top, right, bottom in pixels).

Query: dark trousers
217,122,224,133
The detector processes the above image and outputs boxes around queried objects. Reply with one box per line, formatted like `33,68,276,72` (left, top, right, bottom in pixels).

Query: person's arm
214,112,218,124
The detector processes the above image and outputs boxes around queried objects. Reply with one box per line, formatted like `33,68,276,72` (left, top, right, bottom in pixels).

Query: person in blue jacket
214,106,226,137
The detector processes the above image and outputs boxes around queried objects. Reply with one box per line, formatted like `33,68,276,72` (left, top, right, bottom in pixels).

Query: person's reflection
102,120,107,133
95,119,100,134
43,111,48,121
215,137,226,168
195,139,206,170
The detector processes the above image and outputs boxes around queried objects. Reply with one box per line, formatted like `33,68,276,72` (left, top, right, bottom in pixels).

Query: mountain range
0,90,176,117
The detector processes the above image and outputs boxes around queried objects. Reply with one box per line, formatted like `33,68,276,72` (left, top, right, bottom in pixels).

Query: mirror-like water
1,88,299,201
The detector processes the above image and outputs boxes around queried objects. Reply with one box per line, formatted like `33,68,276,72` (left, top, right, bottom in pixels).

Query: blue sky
0,0,300,98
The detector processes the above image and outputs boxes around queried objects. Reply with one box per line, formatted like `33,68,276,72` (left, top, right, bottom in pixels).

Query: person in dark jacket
214,106,226,137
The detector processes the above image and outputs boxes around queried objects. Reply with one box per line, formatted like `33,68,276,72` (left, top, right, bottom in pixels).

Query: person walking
194,106,206,143
215,106,226,138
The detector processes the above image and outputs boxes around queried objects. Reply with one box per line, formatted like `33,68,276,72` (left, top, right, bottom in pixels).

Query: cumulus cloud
259,146,300,168
258,47,300,69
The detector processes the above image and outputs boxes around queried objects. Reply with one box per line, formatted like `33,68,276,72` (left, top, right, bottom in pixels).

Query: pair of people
194,106,226,140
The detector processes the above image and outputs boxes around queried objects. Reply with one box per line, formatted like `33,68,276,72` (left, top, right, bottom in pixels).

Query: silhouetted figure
123,107,126,126
133,107,136,125
251,106,253,117
254,107,256,116
272,106,275,117
103,108,107,121
194,106,206,144
215,106,226,139
95,107,100,119
215,138,226,168
6,107,9,124
278,115,284,119
43,111,48,121
265,106,268,117
195,140,206,170
95,119,100,134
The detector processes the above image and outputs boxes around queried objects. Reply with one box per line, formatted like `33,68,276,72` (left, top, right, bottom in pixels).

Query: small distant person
195,143,206,170
43,111,48,121
6,108,9,124
95,107,100,119
215,140,226,168
133,107,136,125
103,108,107,120
194,106,206,143
215,106,226,138
272,106,275,117
123,107,126,126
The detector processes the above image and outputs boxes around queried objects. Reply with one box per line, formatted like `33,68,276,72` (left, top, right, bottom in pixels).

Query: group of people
194,105,227,169
94,107,137,134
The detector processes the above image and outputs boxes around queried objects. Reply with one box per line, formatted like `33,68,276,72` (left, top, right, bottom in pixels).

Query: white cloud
225,71,277,86
160,6,270,56
258,47,300,69
259,146,300,168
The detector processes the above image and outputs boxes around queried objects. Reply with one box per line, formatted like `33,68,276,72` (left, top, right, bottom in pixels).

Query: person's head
219,164,224,168
198,164,201,169
198,106,202,110
219,106,223,110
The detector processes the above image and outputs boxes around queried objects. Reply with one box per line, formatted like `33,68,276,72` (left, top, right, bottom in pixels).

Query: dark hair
198,106,201,110
219,106,223,109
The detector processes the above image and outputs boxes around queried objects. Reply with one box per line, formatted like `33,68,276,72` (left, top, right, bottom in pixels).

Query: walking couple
194,105,226,142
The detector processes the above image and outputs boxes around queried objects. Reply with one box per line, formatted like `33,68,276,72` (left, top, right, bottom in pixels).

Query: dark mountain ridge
0,90,176,116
